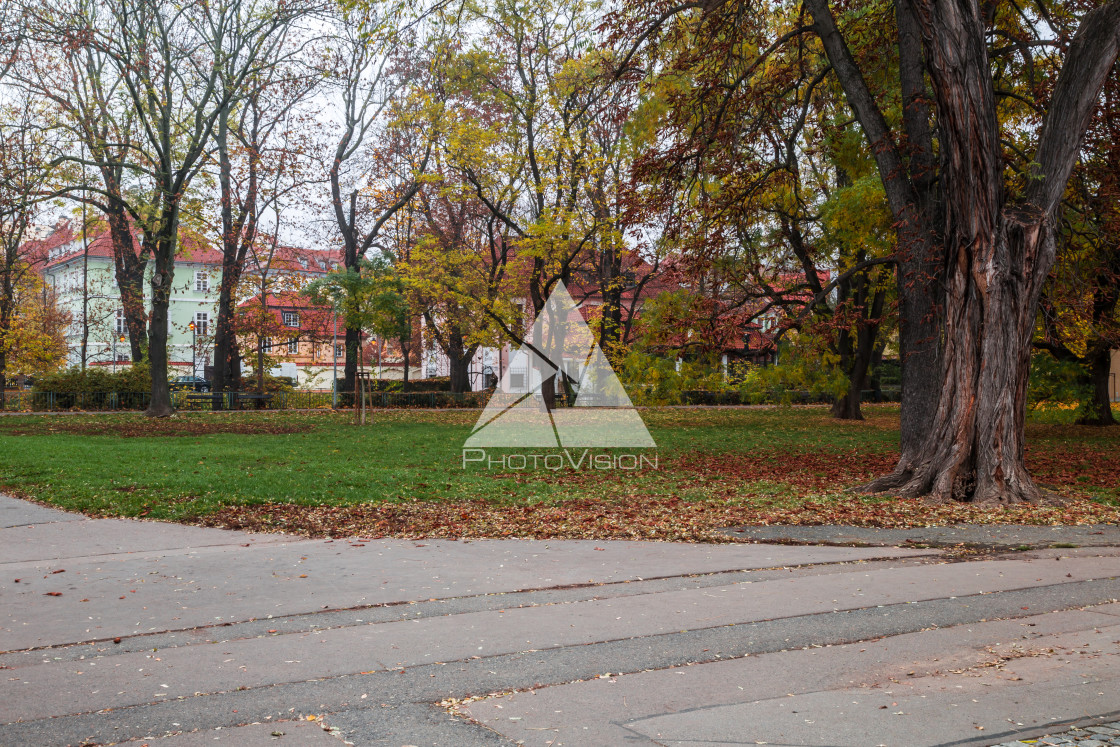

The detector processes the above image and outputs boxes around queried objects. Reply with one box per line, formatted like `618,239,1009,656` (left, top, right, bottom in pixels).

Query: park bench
233,392,274,410
182,393,222,409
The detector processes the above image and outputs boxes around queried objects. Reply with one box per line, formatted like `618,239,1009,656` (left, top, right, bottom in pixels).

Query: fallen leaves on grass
193,493,1120,542
683,444,1119,493
0,420,313,438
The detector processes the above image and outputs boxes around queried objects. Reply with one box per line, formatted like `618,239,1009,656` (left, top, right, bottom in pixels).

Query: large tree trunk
144,227,177,418
447,328,475,394
210,102,255,406
598,244,624,358
868,213,1054,502
862,0,1120,502
893,0,944,459
1078,346,1118,426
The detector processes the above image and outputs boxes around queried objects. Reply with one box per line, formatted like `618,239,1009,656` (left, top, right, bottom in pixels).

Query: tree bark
806,0,945,455
831,285,885,421
144,227,177,418
104,205,149,362
0,303,8,410
446,327,476,394
894,0,944,458
863,0,1120,502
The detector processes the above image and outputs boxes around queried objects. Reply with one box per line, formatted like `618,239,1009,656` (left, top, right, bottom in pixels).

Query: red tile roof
26,219,341,273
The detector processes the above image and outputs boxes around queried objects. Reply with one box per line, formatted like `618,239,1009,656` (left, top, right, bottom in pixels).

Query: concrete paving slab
3,494,1119,747
464,610,1120,747
1,529,935,651
0,518,296,565
6,555,1118,722
625,634,1120,747
0,495,83,528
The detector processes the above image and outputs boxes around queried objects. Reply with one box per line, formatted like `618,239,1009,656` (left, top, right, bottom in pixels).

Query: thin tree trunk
1078,346,1118,426
145,233,176,417
80,219,90,371
400,329,411,388
105,206,149,362
831,307,883,420
0,304,8,410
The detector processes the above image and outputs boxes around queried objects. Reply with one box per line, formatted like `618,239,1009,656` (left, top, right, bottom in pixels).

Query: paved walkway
2,495,1119,746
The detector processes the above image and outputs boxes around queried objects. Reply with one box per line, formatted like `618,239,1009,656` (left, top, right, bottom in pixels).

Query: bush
1027,351,1090,419
110,364,152,393
365,376,453,393
34,367,105,394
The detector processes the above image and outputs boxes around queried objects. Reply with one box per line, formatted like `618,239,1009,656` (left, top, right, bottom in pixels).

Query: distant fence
1,386,901,412
0,389,491,412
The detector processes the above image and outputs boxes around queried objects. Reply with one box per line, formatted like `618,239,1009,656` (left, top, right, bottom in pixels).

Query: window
282,310,300,328
287,338,299,354
298,257,309,270
335,343,345,359
115,309,127,336
194,312,209,336
194,271,209,293
262,337,273,352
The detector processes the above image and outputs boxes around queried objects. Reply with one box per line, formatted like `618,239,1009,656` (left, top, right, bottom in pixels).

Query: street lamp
112,334,125,373
331,308,338,409
188,321,196,377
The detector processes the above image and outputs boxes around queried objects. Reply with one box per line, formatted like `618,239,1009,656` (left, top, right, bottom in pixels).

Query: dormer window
298,257,309,270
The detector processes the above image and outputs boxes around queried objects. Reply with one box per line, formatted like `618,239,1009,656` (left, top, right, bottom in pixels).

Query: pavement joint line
0,554,942,658
5,577,1119,744
0,538,303,567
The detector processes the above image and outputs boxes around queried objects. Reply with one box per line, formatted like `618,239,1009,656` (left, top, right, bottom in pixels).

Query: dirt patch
0,420,314,438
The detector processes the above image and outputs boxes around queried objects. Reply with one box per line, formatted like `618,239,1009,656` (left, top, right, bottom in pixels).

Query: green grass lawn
0,406,1116,535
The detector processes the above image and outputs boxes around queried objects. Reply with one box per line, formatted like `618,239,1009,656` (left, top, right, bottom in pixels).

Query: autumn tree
2,272,69,379
15,0,152,362
304,255,409,419
630,24,897,420
1036,66,1120,426
447,0,654,406
209,47,321,402
617,0,1120,502
56,0,320,417
325,5,440,397
0,94,57,407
